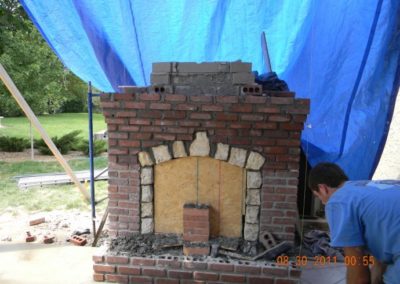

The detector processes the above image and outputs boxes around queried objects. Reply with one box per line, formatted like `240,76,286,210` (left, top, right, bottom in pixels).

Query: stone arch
138,132,265,241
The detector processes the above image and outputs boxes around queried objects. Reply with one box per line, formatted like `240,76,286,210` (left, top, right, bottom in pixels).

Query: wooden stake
0,63,90,202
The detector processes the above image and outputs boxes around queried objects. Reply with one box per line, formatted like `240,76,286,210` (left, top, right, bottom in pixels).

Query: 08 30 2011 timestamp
275,255,339,267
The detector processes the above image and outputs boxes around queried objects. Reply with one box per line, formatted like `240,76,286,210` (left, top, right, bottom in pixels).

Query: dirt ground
0,208,107,247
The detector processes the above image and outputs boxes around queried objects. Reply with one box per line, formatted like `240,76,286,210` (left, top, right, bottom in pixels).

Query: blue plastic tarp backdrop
20,0,400,179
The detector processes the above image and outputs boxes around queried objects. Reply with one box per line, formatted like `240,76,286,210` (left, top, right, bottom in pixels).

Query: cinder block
230,61,252,72
152,62,172,73
150,73,171,85
232,72,255,84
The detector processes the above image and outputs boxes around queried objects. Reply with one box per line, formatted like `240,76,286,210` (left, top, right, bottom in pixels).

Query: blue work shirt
325,180,400,264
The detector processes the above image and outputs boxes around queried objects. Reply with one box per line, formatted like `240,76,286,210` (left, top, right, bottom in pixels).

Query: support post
0,63,90,202
88,82,96,237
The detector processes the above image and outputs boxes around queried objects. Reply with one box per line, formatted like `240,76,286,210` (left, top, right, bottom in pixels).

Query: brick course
93,254,301,283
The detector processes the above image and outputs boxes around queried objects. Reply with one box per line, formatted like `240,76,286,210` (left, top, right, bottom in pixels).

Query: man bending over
308,163,400,284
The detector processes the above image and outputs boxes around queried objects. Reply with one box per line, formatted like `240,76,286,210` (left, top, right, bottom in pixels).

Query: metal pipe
88,82,96,238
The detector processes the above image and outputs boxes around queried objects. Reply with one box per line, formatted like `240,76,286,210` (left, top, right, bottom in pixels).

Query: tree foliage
0,0,88,116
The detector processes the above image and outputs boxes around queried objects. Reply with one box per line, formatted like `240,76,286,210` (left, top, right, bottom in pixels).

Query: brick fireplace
94,62,309,283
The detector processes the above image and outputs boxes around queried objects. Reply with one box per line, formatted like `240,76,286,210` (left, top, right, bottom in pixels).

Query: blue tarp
20,0,400,179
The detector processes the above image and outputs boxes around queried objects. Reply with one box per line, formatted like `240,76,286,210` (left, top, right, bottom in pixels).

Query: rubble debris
25,231,36,242
29,217,45,226
253,241,292,261
1,236,12,242
259,231,277,250
71,228,90,236
69,235,87,246
43,235,55,244
219,249,253,260
210,244,219,257
303,230,344,260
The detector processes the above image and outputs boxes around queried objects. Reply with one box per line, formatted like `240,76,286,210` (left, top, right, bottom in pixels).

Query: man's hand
344,246,371,284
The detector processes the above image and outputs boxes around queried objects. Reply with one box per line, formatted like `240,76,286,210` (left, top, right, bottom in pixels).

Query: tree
0,0,88,116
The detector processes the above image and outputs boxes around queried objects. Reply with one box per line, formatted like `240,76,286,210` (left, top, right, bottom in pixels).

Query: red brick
129,118,151,125
175,104,198,111
280,123,304,131
208,262,234,272
180,121,201,127
165,94,187,102
270,97,294,104
105,274,128,283
124,102,146,109
201,105,224,111
183,208,209,217
154,133,176,141
193,271,219,281
101,101,120,108
141,110,163,119
267,91,295,98
215,129,237,136
106,118,125,124
190,113,212,120
153,119,176,126
164,111,187,119
220,274,246,283
230,122,251,129
131,257,155,266
202,121,226,128
263,146,287,154
275,279,298,284
240,114,264,121
229,138,252,145
190,95,213,102
93,273,104,282
139,93,160,101
119,125,140,132
276,139,300,146
150,102,171,110
245,96,267,104
268,115,291,122
215,113,238,121
105,256,129,264
93,264,115,273
165,127,189,134
256,106,280,113
230,104,253,112
156,279,180,284
115,111,137,118
181,281,206,284
142,267,166,277
254,122,277,129
169,270,193,279
248,276,274,284
183,234,209,242
93,255,104,263
129,276,153,283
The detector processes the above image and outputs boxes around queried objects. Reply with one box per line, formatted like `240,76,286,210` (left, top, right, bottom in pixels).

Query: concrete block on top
230,61,252,72
152,62,172,73
232,72,255,85
150,73,171,85
177,62,229,73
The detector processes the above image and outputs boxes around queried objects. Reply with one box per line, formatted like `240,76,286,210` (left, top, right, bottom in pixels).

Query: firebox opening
154,156,245,238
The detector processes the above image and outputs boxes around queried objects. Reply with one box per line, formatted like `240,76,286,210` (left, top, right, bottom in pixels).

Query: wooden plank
0,63,90,202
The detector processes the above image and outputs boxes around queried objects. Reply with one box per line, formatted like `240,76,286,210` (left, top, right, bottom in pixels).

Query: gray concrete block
151,73,171,85
177,62,230,73
232,72,255,85
152,62,172,73
230,61,252,72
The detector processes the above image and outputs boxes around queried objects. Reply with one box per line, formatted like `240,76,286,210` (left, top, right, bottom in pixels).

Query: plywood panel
198,158,221,236
220,163,244,237
154,157,197,234
154,157,244,237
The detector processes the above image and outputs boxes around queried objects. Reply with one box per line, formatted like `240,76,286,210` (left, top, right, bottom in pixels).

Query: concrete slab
0,243,100,284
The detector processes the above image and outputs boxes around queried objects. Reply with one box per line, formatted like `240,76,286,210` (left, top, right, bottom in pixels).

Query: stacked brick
101,89,309,241
183,204,210,256
93,254,301,283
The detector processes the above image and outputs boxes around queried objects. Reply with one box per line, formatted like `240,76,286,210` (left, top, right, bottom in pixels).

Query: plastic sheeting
20,0,400,179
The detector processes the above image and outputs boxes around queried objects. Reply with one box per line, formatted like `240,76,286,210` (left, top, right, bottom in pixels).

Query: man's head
308,162,348,204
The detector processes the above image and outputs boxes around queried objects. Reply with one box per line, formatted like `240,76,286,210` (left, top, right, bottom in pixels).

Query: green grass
0,113,106,139
0,157,109,214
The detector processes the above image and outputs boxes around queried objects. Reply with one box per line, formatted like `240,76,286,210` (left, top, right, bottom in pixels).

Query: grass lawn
0,113,107,139
0,157,108,214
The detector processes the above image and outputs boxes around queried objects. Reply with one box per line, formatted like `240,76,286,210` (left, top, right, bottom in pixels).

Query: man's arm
344,246,370,284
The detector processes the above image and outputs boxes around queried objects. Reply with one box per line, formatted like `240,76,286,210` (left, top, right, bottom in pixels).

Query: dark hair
308,162,348,192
